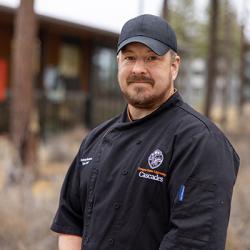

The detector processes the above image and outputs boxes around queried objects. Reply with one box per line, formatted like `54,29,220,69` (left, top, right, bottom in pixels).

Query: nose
132,59,147,74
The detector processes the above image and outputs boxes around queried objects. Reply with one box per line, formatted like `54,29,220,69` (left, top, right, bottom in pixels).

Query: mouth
128,81,151,84
127,76,154,86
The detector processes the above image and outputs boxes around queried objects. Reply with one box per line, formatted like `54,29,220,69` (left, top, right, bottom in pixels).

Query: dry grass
0,126,87,250
0,184,57,250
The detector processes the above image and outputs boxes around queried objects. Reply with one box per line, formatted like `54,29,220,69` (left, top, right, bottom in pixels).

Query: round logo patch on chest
148,149,164,169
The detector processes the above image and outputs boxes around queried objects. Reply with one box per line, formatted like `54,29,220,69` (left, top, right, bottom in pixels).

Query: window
91,46,119,95
59,43,80,78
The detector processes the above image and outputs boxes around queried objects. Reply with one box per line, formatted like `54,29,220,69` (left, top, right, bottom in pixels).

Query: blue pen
178,185,185,201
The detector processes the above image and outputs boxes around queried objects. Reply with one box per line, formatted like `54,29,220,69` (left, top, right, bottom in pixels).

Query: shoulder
168,101,239,184
171,100,239,162
173,101,224,139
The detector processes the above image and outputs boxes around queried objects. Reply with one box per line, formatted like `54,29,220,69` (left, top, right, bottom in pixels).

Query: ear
171,55,181,81
117,51,121,64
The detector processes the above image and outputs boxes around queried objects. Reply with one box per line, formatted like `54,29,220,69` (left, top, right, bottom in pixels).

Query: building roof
0,4,118,46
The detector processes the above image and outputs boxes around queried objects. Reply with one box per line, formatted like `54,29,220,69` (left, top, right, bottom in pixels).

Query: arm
51,146,86,240
58,234,82,250
160,131,239,249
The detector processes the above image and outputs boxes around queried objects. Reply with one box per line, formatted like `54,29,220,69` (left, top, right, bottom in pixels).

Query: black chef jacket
51,92,239,250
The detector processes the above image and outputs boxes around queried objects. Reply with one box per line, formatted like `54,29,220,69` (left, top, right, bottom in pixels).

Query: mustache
127,75,154,85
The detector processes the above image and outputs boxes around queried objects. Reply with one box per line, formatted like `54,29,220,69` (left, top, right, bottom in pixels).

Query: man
51,14,239,250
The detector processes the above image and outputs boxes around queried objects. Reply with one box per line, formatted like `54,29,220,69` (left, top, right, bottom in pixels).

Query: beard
121,74,170,109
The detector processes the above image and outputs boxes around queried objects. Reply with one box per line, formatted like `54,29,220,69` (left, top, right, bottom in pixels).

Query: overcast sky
0,0,248,35
0,0,163,32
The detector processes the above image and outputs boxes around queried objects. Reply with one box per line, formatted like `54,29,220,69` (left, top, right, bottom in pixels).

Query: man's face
117,42,180,110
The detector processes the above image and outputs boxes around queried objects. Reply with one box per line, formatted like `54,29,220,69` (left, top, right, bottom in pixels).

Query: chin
125,94,158,109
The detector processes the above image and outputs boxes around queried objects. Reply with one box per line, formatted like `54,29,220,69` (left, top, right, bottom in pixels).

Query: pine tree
10,0,38,182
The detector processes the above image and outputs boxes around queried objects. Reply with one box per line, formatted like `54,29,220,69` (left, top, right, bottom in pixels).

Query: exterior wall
42,32,60,66
80,40,92,93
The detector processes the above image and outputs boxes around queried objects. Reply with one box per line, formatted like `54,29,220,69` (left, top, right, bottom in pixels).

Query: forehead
121,42,155,54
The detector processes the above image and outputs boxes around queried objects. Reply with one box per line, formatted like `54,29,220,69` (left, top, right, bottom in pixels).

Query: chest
79,127,174,204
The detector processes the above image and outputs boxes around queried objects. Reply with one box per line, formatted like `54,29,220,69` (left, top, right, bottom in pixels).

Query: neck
128,105,159,120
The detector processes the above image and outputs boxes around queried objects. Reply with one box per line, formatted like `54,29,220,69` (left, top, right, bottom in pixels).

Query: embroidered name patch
80,157,93,166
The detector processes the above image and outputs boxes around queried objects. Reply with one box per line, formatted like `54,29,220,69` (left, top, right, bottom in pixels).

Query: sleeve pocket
171,178,216,246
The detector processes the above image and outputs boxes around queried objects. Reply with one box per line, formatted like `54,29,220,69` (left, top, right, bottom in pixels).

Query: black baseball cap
117,14,177,55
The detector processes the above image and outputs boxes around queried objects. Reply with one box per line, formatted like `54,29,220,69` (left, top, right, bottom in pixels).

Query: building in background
1,2,242,135
0,4,124,134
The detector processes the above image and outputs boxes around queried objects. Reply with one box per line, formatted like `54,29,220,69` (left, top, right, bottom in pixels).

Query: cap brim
117,36,170,56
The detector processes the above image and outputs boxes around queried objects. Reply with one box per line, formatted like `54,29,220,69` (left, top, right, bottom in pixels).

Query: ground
0,108,249,250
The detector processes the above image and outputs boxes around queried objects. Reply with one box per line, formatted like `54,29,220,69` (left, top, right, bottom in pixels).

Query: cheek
117,69,127,91
118,66,130,82
154,69,171,83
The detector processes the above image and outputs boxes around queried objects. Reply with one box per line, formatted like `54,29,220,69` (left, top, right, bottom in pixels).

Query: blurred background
0,0,249,249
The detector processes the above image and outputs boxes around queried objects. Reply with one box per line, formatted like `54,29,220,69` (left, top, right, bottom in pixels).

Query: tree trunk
204,0,219,118
10,0,38,180
239,25,246,114
220,0,231,125
162,0,169,20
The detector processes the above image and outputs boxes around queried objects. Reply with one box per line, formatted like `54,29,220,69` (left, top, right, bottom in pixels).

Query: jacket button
121,170,128,175
89,201,93,209
113,202,120,209
108,238,115,245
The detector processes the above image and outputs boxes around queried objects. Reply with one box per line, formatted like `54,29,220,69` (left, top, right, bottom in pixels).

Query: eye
124,56,136,61
146,56,157,62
